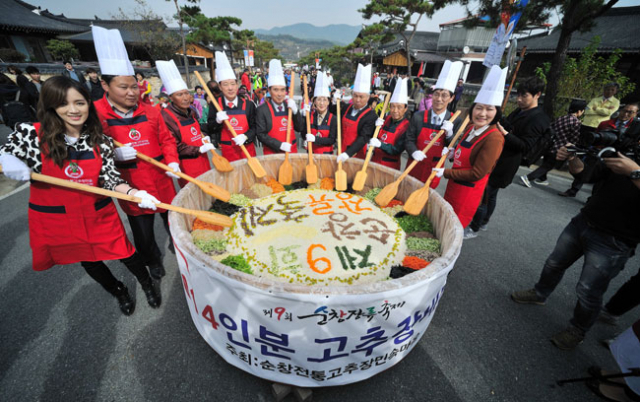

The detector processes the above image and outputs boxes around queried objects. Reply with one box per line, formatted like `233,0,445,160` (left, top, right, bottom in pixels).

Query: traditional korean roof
377,31,440,54
0,0,86,34
518,6,640,53
59,19,168,44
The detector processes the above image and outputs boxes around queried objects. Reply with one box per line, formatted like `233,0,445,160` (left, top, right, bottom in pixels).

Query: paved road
1,151,637,401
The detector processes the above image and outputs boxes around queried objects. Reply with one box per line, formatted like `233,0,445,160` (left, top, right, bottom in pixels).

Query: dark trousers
126,212,169,267
527,152,564,182
81,252,151,294
469,184,500,231
605,267,640,316
533,213,634,333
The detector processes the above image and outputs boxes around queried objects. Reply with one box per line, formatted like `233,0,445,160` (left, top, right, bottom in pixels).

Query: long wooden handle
303,74,313,158
361,92,392,168
285,73,295,147
396,110,462,182
422,115,470,188
336,98,342,163
502,46,527,110
194,71,252,160
0,167,232,226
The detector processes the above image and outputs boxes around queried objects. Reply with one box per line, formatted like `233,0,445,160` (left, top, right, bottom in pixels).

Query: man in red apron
157,60,212,187
93,26,180,280
405,60,464,187
368,77,410,170
208,51,257,161
300,71,336,154
256,59,303,154
333,64,377,164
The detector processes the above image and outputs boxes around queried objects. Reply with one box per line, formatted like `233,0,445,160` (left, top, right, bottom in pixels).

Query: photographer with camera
511,137,640,350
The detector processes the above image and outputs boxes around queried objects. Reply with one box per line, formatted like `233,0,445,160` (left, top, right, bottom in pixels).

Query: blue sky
27,0,640,32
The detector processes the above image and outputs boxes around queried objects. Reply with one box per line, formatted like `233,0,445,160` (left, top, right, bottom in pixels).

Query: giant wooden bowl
169,153,463,387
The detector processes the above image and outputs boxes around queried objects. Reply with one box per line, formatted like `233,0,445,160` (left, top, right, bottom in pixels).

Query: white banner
174,242,453,387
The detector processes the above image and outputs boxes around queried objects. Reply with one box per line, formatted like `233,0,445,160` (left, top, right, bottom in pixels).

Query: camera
581,129,619,147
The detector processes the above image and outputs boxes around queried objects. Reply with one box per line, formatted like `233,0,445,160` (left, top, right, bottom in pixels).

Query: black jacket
489,106,551,188
299,110,337,149
256,100,304,152
404,109,464,155
85,79,105,102
62,69,86,85
329,101,377,156
207,97,257,147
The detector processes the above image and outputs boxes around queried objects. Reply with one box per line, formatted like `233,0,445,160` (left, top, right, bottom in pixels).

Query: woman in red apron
434,102,505,229
368,90,410,170
0,76,161,316
136,72,152,105
300,95,336,154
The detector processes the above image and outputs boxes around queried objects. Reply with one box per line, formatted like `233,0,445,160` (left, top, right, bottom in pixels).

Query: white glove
305,134,316,143
375,118,385,127
232,134,247,146
412,150,426,161
280,142,292,153
337,152,349,163
333,92,341,101
114,143,137,162
0,154,31,181
441,120,454,137
441,147,450,157
134,190,160,210
199,143,215,153
448,148,455,159
216,111,229,124
287,99,298,114
368,138,382,148
433,168,444,178
166,162,181,179
301,103,311,117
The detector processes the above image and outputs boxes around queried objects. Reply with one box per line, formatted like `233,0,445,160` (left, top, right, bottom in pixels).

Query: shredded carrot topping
265,178,286,193
402,256,431,270
192,218,224,232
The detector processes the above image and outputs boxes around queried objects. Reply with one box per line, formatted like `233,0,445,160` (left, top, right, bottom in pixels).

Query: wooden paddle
302,74,318,184
194,71,266,178
334,98,347,191
113,140,230,202
208,142,234,173
0,167,233,227
278,73,295,185
351,91,391,192
403,114,470,215
375,110,462,207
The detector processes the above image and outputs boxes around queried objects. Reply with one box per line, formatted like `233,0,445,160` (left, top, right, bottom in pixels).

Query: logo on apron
430,132,437,140
129,128,141,141
455,148,462,160
281,117,288,126
381,133,388,141
190,126,198,136
230,117,238,126
65,162,84,179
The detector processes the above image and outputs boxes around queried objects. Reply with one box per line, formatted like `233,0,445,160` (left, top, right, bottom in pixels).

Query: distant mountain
256,34,337,61
254,23,360,45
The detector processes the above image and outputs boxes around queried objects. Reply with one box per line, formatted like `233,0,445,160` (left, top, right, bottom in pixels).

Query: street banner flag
483,0,529,68
248,50,254,67
417,62,425,77
243,50,250,67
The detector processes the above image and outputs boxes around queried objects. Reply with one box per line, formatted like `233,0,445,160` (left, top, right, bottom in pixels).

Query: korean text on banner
483,0,529,68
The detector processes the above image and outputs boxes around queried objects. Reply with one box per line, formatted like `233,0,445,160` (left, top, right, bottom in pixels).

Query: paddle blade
375,181,399,207
335,169,347,191
211,153,233,173
278,160,293,185
352,170,367,192
305,163,318,184
193,211,233,227
200,181,231,202
247,157,267,179
403,186,430,216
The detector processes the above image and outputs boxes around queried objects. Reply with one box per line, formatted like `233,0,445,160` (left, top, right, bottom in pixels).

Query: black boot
111,283,135,316
168,240,175,255
140,279,161,308
148,262,166,280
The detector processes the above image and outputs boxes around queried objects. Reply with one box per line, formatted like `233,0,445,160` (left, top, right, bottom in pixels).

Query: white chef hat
390,77,408,104
353,64,372,94
267,59,285,87
474,65,508,106
313,71,330,98
92,26,134,76
156,60,188,95
435,60,463,93
215,51,236,83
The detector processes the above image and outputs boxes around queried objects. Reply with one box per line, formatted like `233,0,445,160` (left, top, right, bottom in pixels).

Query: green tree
298,46,364,87
534,36,635,118
359,0,434,74
353,24,395,65
167,0,200,87
46,39,79,61
232,30,283,70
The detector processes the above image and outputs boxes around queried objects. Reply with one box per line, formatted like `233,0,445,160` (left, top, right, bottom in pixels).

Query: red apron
341,105,372,159
164,108,211,187
262,102,297,155
138,81,152,105
28,123,135,271
310,111,334,154
409,110,452,188
371,115,409,170
218,97,257,161
94,98,176,216
444,126,497,228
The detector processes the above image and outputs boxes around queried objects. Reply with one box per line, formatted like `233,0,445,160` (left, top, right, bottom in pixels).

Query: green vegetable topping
395,214,434,234
220,254,253,274
363,188,382,203
406,237,441,253
229,193,251,207
194,238,228,254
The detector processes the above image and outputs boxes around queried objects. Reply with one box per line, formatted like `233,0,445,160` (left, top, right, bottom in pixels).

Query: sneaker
534,179,549,186
520,175,532,188
463,227,478,239
598,308,620,326
551,326,585,350
510,289,546,305
479,224,488,231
